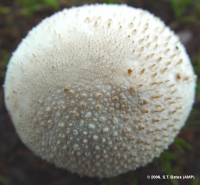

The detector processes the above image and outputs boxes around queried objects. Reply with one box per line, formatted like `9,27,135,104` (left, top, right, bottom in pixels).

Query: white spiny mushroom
4,4,196,177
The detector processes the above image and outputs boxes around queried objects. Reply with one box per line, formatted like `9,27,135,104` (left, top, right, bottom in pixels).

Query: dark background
0,0,200,185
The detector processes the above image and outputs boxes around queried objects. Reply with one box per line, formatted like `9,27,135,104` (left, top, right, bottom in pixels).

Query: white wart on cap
4,4,196,177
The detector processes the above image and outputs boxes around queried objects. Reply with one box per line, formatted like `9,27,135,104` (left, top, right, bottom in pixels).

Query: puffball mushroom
4,4,196,177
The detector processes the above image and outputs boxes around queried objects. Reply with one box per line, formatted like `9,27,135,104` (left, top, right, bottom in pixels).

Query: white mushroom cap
4,4,196,177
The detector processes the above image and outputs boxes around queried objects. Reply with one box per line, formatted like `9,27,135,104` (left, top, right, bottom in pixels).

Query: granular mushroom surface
4,4,196,177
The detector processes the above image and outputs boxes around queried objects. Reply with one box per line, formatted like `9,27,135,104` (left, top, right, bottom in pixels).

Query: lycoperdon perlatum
4,4,196,177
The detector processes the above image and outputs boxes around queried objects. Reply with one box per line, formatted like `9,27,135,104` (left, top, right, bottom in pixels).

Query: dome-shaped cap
4,4,196,177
